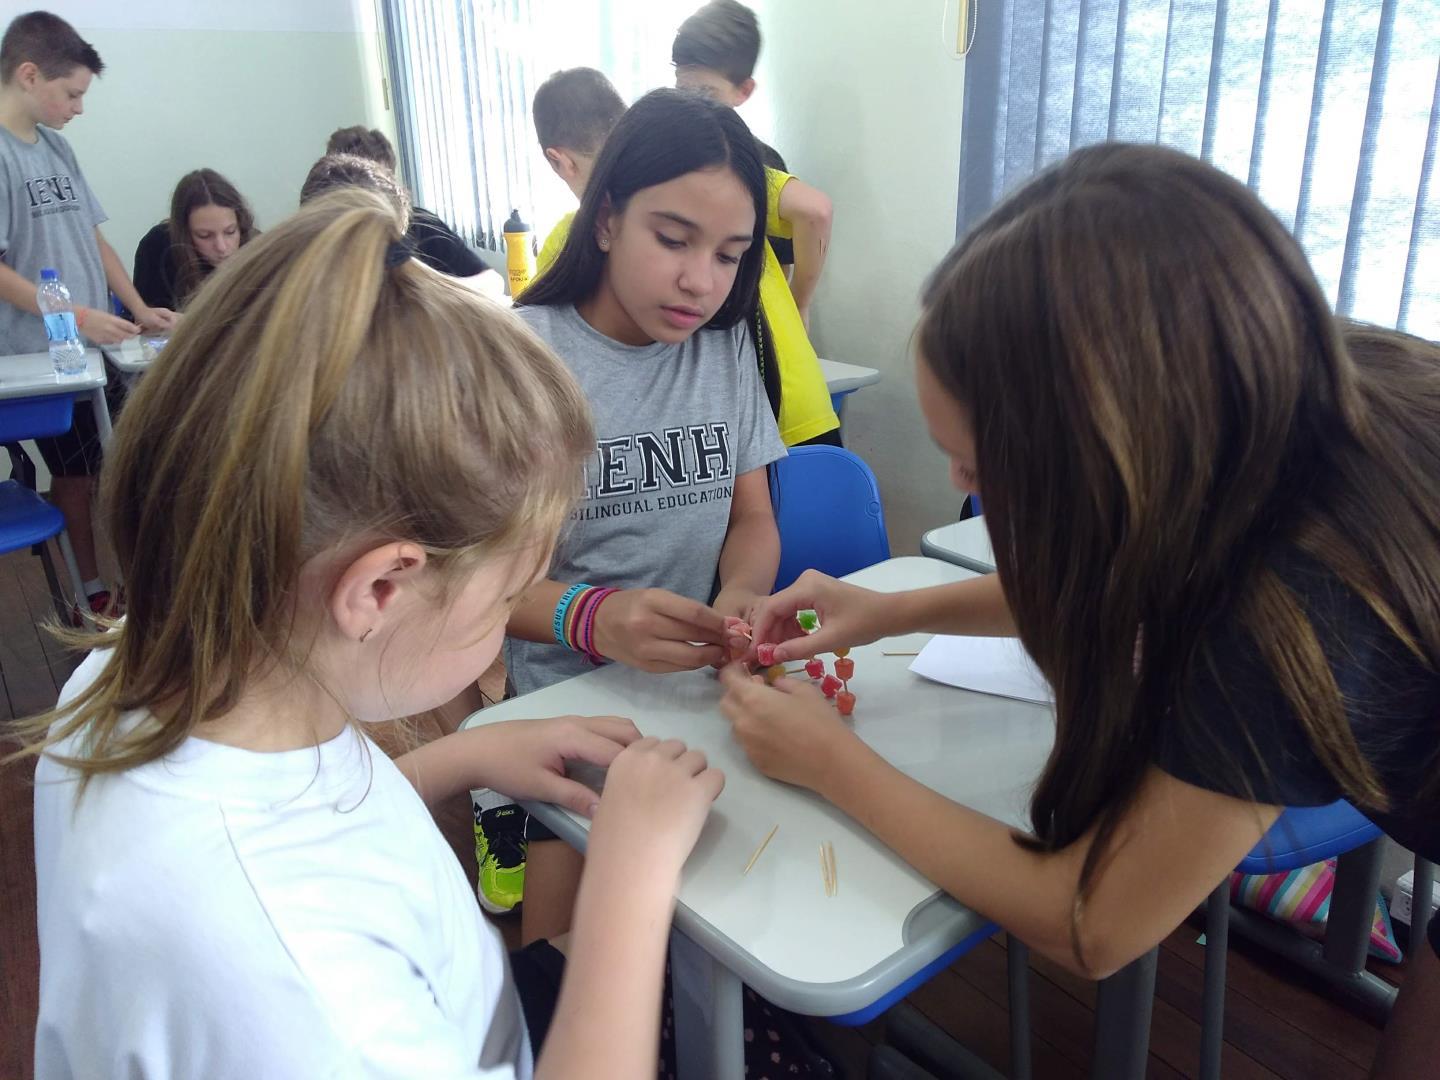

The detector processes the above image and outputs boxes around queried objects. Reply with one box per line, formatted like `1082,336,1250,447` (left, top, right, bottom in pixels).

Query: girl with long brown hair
720,143,1440,1074
131,167,256,310
10,188,723,1079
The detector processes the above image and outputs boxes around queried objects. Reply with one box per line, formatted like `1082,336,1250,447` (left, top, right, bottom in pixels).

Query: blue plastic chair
769,445,890,592
0,394,89,617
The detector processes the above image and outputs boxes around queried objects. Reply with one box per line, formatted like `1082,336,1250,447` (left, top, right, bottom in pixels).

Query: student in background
672,0,831,303
530,68,626,278
11,187,723,1079
132,168,257,311
299,152,410,213
722,144,1440,1079
326,125,505,296
0,11,176,622
505,89,784,936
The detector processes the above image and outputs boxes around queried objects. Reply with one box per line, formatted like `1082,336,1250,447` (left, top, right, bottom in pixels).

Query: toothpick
827,842,838,897
820,844,831,895
882,650,920,656
743,824,779,875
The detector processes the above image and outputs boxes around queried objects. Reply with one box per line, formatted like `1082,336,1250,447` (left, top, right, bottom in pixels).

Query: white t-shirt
33,649,532,1079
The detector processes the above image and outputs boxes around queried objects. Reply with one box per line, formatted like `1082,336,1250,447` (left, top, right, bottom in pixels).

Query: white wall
36,0,394,269
748,0,968,553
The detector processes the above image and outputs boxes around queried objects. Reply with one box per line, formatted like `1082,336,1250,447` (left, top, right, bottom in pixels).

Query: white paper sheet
908,635,1055,705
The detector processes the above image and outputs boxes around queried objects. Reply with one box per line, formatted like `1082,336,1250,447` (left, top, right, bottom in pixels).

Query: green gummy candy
796,608,820,633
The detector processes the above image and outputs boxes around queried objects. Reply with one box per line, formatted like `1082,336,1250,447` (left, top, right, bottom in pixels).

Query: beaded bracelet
553,584,589,647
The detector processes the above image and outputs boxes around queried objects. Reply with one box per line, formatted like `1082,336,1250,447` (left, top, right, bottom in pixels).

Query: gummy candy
820,674,842,699
796,609,820,634
834,657,854,682
804,658,825,679
756,642,777,666
833,646,850,658
764,664,786,685
835,690,856,716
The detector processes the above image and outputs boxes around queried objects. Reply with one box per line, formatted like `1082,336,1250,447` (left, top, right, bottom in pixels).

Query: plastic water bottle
36,268,87,379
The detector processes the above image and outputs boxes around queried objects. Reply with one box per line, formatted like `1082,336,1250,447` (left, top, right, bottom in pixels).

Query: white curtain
382,0,688,249
958,0,1440,338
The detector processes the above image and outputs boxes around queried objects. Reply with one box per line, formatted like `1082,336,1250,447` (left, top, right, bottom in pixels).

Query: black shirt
131,221,189,311
758,141,794,268
1155,548,1440,861
408,207,490,279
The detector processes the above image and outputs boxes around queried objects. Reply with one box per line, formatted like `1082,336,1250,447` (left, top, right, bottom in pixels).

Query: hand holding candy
746,569,891,664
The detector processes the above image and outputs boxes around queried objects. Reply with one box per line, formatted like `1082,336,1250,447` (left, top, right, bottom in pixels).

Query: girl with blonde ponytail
12,187,723,1080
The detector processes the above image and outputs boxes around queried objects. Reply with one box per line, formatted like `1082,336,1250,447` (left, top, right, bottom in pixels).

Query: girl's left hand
717,663,856,792
478,715,641,817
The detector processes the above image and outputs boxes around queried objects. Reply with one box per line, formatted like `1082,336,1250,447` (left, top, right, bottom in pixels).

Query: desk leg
670,927,744,1079
90,386,114,447
1092,948,1157,1080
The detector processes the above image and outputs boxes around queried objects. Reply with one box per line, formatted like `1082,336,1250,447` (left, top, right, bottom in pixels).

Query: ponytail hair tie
384,239,413,269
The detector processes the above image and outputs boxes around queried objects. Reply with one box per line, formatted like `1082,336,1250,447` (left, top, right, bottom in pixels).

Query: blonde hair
5,188,593,781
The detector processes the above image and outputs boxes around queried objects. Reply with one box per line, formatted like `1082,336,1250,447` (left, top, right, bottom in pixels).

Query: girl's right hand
587,737,724,877
748,569,893,663
79,309,142,345
592,588,728,672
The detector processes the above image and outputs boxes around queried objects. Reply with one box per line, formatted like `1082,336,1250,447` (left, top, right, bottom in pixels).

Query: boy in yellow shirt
530,68,626,276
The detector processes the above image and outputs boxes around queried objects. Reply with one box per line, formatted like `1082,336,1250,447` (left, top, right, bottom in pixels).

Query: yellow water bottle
503,209,535,297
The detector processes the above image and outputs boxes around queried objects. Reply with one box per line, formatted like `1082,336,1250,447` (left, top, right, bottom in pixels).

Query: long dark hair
521,90,774,397
918,142,1440,964
168,169,257,307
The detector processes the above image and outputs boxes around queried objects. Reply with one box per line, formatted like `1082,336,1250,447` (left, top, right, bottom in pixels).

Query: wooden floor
0,547,1403,1078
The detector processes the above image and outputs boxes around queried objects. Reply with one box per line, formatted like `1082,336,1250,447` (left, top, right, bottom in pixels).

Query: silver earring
598,236,610,250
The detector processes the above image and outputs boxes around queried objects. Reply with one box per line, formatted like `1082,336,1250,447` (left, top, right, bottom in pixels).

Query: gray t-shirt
0,126,108,355
506,303,786,694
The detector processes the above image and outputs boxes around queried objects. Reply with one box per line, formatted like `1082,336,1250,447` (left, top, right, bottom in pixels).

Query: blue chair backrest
1237,800,1382,875
0,393,76,443
769,445,890,591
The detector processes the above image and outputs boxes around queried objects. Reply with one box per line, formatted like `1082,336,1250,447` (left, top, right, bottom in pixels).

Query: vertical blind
958,0,1440,338
382,0,680,249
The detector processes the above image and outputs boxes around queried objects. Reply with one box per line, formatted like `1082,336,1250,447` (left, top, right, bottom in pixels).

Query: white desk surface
0,348,107,399
818,357,881,396
103,337,158,373
921,518,996,575
463,556,1053,1016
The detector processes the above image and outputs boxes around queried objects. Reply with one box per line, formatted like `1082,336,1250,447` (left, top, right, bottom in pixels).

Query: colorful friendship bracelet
552,583,588,646
578,587,617,662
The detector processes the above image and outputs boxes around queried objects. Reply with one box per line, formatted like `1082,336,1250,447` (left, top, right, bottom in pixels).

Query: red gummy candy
820,674,842,699
804,658,825,679
834,657,855,681
756,642,777,666
835,690,856,716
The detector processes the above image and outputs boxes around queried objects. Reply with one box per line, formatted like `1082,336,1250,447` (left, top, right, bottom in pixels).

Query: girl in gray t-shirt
508,88,787,698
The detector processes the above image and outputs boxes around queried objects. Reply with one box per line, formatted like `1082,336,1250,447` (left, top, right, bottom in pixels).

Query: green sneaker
474,803,527,913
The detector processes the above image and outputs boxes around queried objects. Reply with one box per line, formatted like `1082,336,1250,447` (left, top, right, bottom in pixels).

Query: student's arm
777,177,833,329
508,579,728,672
711,467,781,621
535,737,723,1080
96,228,175,332
0,259,140,345
459,268,507,297
719,666,1281,979
749,569,1017,663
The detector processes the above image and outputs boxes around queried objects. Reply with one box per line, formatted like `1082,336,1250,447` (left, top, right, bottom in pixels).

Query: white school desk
102,336,158,373
920,517,996,575
462,556,1056,1078
818,357,881,397
0,349,113,446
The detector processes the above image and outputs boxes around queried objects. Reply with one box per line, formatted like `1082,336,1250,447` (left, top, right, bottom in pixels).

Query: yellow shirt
535,212,572,278
528,173,838,446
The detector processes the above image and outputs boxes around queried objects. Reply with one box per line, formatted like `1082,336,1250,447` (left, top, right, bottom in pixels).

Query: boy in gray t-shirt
0,12,177,618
